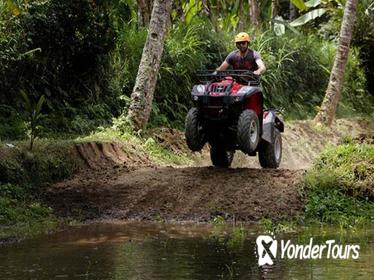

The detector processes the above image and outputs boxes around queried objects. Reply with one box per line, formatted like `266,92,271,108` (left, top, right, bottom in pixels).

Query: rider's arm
216,51,234,72
216,60,230,71
254,58,266,75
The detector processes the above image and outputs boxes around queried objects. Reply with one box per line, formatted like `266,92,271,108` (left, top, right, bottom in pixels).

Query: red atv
185,70,284,168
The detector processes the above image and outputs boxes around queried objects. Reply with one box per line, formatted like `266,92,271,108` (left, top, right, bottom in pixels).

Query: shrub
302,143,374,225
0,0,118,138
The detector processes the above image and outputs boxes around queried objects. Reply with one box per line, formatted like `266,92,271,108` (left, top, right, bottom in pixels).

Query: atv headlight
237,86,250,94
196,85,205,94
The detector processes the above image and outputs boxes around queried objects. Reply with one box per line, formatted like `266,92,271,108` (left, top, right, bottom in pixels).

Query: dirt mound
74,142,152,170
46,166,304,222
151,128,188,154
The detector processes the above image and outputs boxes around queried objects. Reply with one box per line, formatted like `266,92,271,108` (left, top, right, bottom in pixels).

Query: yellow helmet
235,32,251,43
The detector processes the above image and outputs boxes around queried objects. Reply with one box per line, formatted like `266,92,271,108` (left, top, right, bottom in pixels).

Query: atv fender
235,86,262,101
262,111,284,143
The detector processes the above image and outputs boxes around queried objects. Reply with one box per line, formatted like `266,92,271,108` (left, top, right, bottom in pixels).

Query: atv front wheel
210,145,234,167
237,109,260,154
185,108,206,151
258,128,282,168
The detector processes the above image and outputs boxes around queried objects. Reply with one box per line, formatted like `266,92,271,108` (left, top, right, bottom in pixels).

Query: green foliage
304,187,374,227
306,143,374,198
211,215,226,226
0,194,53,225
0,139,80,234
353,0,374,95
209,217,248,251
109,22,147,111
226,225,247,249
258,217,297,233
112,19,227,128
291,0,308,12
0,0,118,138
250,31,371,119
113,20,369,126
154,21,225,127
302,143,374,226
290,8,327,27
0,105,26,140
0,0,372,138
0,140,81,189
20,91,45,150
0,181,57,239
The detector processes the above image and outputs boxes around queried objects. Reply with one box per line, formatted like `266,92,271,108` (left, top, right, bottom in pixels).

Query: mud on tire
210,145,234,167
185,108,206,151
237,109,260,154
259,128,282,168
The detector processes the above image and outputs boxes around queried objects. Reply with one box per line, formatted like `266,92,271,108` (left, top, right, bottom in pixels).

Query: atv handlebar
196,70,261,86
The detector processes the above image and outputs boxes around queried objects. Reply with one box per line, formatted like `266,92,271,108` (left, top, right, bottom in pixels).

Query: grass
301,142,374,227
0,182,59,242
78,124,193,165
256,140,374,231
258,218,298,234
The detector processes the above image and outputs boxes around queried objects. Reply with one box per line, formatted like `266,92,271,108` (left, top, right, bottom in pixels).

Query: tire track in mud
45,119,371,222
46,166,304,222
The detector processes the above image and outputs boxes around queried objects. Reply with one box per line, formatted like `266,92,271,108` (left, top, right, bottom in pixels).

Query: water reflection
0,222,373,279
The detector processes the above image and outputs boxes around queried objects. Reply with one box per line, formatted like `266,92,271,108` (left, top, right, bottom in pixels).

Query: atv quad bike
185,70,284,168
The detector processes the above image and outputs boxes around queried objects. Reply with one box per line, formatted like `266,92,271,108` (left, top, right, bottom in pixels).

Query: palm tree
127,0,173,130
314,0,359,126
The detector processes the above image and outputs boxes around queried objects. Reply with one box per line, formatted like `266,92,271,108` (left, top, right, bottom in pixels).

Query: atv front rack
196,70,261,86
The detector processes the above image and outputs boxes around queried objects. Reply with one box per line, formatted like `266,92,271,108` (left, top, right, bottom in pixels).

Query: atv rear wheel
210,145,234,167
185,108,206,151
259,128,282,168
237,109,260,154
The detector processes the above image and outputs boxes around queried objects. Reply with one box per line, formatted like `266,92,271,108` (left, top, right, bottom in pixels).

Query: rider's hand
212,70,218,75
253,70,261,76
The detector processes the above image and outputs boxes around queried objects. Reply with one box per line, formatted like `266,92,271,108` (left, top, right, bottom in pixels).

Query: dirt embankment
45,119,372,222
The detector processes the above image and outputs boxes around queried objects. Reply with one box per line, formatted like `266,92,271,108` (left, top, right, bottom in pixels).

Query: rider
216,32,266,76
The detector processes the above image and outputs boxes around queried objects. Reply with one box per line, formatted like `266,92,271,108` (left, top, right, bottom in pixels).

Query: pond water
0,222,373,279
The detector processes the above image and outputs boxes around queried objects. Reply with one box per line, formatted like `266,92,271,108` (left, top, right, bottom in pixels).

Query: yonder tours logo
256,235,360,266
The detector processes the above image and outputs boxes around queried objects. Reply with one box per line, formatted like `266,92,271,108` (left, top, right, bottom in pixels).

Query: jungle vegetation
0,0,373,138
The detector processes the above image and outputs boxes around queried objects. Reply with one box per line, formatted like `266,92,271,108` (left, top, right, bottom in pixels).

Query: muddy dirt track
45,119,372,223
46,165,304,222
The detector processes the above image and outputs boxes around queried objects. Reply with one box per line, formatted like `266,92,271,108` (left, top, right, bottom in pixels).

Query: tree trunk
137,0,153,26
127,0,173,130
249,0,261,28
271,0,279,19
314,0,359,126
